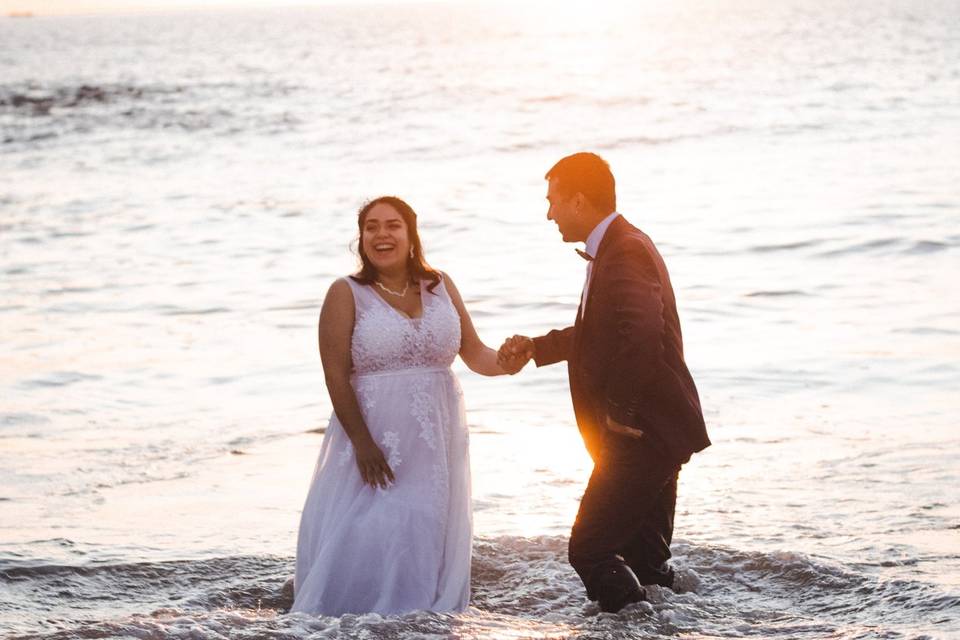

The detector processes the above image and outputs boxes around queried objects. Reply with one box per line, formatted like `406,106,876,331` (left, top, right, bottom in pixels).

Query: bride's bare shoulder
321,278,358,315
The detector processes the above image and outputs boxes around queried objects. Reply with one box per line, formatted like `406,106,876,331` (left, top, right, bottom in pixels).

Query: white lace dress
292,276,471,616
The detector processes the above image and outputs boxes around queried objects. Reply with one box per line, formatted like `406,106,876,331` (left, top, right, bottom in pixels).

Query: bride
292,196,522,616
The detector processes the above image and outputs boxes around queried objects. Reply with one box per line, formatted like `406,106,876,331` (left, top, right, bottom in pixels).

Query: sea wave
0,81,303,145
0,84,151,115
2,537,957,639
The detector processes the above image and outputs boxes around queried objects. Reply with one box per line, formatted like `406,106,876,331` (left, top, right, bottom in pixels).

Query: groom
499,152,710,613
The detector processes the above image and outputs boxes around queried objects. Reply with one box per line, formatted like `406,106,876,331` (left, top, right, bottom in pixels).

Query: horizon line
1,0,501,19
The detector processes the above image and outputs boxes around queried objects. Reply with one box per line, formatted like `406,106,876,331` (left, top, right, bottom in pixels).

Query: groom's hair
545,152,616,215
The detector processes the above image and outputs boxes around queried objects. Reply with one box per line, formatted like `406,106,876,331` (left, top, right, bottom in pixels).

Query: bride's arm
318,279,394,488
443,273,522,376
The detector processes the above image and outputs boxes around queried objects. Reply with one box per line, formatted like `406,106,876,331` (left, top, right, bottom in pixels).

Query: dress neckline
369,279,425,321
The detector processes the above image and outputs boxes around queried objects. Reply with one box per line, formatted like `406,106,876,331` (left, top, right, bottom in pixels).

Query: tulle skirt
292,367,471,616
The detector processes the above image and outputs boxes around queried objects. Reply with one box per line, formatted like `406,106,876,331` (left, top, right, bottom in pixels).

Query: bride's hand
354,438,395,489
497,335,534,374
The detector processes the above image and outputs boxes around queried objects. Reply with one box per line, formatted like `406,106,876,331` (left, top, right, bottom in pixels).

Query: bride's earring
409,247,414,259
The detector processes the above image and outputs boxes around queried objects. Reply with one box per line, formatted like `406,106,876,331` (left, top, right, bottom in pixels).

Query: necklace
375,279,409,297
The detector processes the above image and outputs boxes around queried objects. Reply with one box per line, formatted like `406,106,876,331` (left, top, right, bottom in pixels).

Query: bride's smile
362,203,411,274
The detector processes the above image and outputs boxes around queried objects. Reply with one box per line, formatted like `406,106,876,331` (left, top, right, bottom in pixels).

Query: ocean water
2,1,959,638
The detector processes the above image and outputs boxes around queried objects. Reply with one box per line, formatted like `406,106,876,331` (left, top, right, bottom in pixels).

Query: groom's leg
568,437,679,607
621,471,677,587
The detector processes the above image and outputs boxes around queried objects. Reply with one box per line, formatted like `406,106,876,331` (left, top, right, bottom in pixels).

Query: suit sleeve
532,326,574,367
598,245,666,427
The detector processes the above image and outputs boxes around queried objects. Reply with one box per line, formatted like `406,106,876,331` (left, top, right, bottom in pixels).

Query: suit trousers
568,432,680,599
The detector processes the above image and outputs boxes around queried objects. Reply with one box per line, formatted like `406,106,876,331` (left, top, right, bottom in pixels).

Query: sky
0,0,435,16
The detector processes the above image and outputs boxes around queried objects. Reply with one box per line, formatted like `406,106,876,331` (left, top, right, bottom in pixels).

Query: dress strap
342,276,376,314
425,274,450,302
432,274,457,314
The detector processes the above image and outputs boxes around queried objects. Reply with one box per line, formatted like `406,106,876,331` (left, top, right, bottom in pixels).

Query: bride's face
362,203,411,274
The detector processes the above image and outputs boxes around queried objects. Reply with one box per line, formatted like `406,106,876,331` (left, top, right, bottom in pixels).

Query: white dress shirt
580,211,620,316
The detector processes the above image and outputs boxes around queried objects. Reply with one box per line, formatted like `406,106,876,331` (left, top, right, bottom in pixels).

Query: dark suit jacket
532,215,710,465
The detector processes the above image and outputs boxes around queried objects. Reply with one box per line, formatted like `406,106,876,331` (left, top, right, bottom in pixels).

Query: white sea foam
2,538,957,639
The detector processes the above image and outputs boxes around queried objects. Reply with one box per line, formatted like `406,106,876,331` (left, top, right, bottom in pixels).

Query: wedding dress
292,276,471,616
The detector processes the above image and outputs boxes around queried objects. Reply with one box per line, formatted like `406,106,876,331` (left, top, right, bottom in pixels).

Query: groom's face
546,178,583,243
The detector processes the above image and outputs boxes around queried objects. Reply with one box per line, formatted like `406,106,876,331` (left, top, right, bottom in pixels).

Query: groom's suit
532,214,709,598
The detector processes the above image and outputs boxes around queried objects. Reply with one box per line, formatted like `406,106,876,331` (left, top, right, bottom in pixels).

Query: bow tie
575,248,594,262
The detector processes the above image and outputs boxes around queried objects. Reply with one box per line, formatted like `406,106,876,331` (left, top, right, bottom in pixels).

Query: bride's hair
351,195,442,293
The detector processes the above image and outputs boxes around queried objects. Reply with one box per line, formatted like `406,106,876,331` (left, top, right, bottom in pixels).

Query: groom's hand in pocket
497,335,534,374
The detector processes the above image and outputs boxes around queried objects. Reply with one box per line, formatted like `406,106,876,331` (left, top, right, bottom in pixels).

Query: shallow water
2,1,959,638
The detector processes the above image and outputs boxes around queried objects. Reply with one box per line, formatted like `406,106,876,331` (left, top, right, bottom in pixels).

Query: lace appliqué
338,441,353,468
381,430,402,470
411,377,438,451
355,377,378,415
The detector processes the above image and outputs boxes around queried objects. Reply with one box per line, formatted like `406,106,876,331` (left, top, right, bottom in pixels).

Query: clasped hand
496,335,534,375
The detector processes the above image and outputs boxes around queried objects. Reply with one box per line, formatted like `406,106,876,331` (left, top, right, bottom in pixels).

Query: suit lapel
573,215,624,354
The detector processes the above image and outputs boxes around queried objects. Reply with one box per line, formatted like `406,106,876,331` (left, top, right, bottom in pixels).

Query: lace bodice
344,276,462,375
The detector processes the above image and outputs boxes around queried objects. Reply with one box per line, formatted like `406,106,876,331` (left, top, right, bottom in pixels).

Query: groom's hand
605,414,644,440
497,335,534,374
